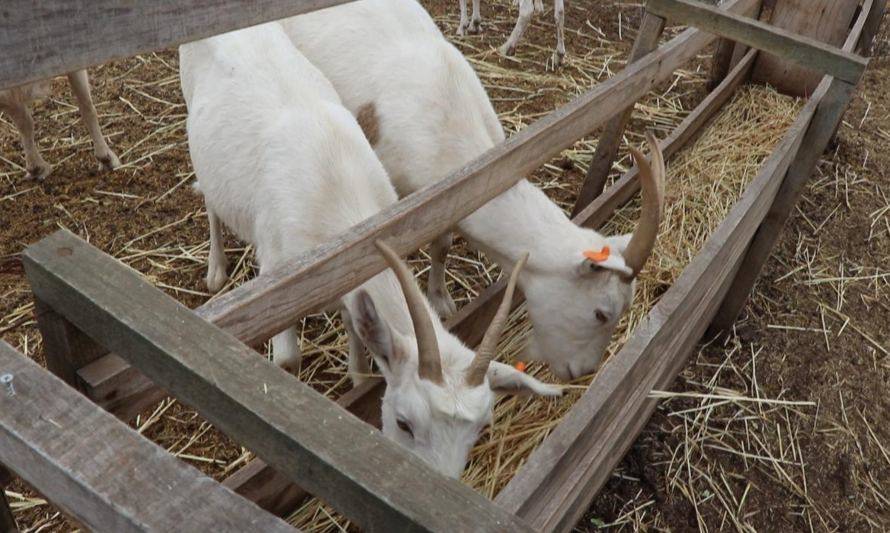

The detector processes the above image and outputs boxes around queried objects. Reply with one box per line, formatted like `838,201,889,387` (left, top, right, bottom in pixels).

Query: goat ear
606,233,633,255
486,361,563,397
353,290,403,370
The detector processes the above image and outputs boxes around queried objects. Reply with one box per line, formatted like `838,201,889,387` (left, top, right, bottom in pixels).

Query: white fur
179,22,560,478
0,70,120,180
456,0,566,66
282,0,642,381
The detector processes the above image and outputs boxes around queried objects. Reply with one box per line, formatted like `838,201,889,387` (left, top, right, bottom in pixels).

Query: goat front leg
67,70,120,172
500,0,535,56
341,307,371,387
552,0,566,66
204,208,229,293
428,232,457,319
4,100,51,180
272,327,303,373
457,0,469,35
468,0,482,33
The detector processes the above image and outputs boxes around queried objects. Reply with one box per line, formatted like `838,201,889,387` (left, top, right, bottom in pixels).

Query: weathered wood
709,0,877,331
223,378,385,516
0,0,357,90
74,0,759,421
646,0,867,84
494,75,825,532
23,231,533,533
751,0,860,96
33,298,107,389
571,13,666,215
857,0,887,55
0,341,293,533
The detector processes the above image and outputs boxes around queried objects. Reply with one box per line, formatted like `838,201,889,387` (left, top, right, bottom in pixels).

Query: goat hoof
549,51,565,69
27,162,52,181
430,292,458,319
499,43,516,57
97,150,121,172
205,267,229,293
468,19,482,33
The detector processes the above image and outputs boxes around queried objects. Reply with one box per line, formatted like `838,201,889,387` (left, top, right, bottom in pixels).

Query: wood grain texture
22,232,532,533
0,341,293,533
0,0,355,90
647,0,867,84
709,0,877,331
33,298,107,389
571,13,666,216
494,75,825,532
751,0,860,96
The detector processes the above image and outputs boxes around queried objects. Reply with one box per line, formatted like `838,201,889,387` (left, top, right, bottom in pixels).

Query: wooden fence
1,0,883,530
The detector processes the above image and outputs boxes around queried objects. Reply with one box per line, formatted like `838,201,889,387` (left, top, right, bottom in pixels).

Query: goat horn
374,240,443,384
622,131,666,277
466,252,529,387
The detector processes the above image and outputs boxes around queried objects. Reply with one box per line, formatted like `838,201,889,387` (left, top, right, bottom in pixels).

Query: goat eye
595,310,609,324
396,418,414,438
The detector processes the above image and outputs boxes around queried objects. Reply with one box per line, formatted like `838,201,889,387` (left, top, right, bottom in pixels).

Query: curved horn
466,253,529,387
622,131,666,277
374,240,443,384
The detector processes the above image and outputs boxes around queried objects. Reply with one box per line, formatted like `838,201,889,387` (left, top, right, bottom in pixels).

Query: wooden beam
709,0,878,331
0,341,293,533
646,0,867,84
494,74,825,533
0,0,356,90
22,231,533,533
34,298,108,389
73,0,760,422
571,13,666,215
751,0,860,96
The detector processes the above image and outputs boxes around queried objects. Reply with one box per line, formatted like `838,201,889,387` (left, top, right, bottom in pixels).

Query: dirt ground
0,1,887,531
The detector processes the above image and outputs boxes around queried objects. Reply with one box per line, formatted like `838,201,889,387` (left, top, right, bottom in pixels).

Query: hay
285,85,802,530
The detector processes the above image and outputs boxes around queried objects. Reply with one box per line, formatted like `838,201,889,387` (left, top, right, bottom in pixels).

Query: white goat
0,71,120,180
179,22,561,478
457,0,566,65
282,0,666,381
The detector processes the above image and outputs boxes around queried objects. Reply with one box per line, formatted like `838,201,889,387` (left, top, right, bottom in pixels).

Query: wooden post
0,466,15,533
33,298,107,391
751,0,860,96
707,0,764,89
571,13,666,216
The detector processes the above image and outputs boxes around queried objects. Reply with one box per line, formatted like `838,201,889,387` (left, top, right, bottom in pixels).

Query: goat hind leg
67,70,120,171
272,327,303,373
341,307,371,387
4,100,51,180
500,0,535,56
468,0,482,33
205,208,229,293
457,0,469,35
427,232,457,319
552,0,566,66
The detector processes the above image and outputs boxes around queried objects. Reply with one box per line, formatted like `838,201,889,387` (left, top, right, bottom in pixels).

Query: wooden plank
571,12,666,215
74,0,760,422
0,0,356,90
0,341,293,533
494,68,827,533
34,298,107,389
22,231,533,533
646,0,867,84
751,0,860,96
709,0,878,331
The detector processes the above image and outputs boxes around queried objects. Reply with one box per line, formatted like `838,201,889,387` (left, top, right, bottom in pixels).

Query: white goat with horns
457,0,567,65
282,0,666,381
179,22,561,478
0,71,120,180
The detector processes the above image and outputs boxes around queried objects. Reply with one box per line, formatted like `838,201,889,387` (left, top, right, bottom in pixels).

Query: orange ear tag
514,361,527,373
583,246,610,263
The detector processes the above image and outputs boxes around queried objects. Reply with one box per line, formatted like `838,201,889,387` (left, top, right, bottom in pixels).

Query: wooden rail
23,231,532,533
0,0,356,90
646,0,868,84
0,341,293,532
72,0,761,424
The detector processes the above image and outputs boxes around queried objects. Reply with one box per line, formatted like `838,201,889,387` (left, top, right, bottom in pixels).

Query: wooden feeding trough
1,0,884,530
